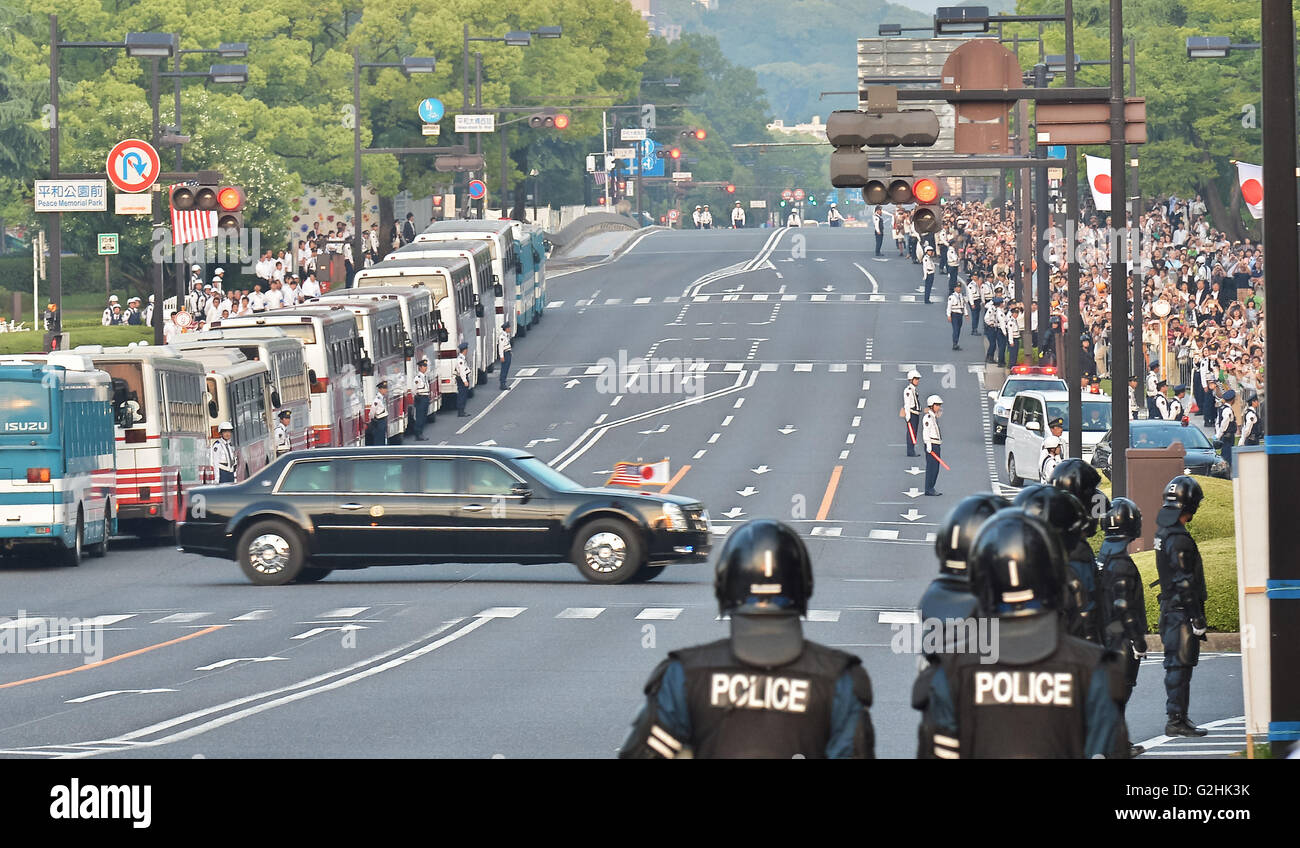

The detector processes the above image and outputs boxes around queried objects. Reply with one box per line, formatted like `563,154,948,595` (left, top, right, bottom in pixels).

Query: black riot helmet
935,493,1011,575
714,519,813,617
1050,458,1105,535
968,509,1066,618
1103,497,1142,540
1157,474,1204,527
1012,485,1089,551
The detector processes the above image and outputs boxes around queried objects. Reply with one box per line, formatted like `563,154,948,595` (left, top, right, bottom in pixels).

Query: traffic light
723,183,736,194
680,128,707,140
527,109,570,129
861,175,942,219
171,179,244,232
827,109,940,188
910,177,942,233
808,195,817,206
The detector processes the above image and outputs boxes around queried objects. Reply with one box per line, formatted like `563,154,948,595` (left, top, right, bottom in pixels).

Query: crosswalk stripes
1137,716,1248,759
505,360,986,377
542,292,936,309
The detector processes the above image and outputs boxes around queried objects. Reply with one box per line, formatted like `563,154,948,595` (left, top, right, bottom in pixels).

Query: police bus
174,329,313,452
184,348,276,482
298,300,409,442
385,240,496,384
417,220,521,338
316,286,443,432
210,309,366,448
514,225,548,333
74,345,208,538
0,355,116,566
352,257,476,408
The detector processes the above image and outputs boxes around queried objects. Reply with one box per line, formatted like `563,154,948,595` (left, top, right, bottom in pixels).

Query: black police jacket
1154,523,1206,619
1098,538,1149,653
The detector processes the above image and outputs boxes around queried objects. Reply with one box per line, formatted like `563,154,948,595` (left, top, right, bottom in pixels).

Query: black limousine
178,446,712,585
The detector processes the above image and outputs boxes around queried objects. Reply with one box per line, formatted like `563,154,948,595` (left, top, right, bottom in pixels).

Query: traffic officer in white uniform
274,409,293,456
1152,379,1169,420
1214,389,1237,469
922,395,944,496
1240,392,1261,446
366,380,390,445
946,282,967,350
497,321,512,390
412,359,433,439
901,369,922,457
922,247,937,304
211,421,236,483
455,341,472,417
1039,435,1062,483
1167,385,1187,421
731,201,746,229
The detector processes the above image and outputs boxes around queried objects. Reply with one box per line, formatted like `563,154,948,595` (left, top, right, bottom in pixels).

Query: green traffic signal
779,200,787,207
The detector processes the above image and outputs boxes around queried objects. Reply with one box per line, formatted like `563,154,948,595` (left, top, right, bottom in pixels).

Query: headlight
700,509,712,532
994,404,1008,417
1211,460,1229,474
661,502,685,530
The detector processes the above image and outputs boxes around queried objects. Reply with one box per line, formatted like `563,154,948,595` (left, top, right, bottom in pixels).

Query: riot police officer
1155,475,1210,737
1013,483,1096,643
619,519,875,758
1050,458,1109,643
914,493,1009,758
919,509,1130,758
1098,497,1148,756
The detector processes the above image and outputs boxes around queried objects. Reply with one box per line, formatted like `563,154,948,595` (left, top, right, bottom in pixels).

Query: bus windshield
0,382,51,434
264,324,317,344
361,272,449,301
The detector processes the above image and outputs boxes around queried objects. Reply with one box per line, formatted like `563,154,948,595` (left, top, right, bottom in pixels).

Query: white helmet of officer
218,421,233,434
1043,435,1061,451
927,394,943,407
907,369,922,382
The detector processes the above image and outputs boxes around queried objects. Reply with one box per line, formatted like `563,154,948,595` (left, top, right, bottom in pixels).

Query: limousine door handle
460,504,486,512
340,502,366,511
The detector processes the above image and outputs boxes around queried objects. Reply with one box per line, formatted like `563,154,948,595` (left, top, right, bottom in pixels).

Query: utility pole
1063,0,1083,460
1108,0,1129,496
1033,62,1050,361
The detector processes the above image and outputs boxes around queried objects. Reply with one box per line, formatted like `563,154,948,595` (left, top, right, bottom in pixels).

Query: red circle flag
640,465,653,479
1241,178,1263,206
1092,173,1112,195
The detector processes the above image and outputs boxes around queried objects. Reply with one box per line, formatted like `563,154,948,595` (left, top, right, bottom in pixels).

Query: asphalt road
0,227,1242,758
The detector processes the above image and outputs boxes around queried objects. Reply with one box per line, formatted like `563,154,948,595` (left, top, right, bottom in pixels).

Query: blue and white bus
0,354,116,566
513,225,548,332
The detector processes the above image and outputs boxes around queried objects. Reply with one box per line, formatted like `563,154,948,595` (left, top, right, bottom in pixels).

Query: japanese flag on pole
1236,161,1264,219
1085,155,1111,211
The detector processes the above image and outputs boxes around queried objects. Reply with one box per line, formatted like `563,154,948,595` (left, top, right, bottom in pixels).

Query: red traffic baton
929,450,951,471
907,420,917,445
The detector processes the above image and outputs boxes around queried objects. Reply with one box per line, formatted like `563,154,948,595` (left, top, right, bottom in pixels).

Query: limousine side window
422,458,456,494
461,459,517,496
279,460,335,493
342,458,407,493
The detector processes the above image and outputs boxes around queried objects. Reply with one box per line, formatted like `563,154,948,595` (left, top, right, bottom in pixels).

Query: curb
1143,632,1240,652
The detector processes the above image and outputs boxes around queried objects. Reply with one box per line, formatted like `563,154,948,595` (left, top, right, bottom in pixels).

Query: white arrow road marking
230,610,271,621
751,465,771,474
904,488,923,499
722,507,745,518
815,257,827,263
778,425,797,435
525,437,559,448
823,284,835,291
638,424,670,435
853,263,880,294
901,509,925,521
67,689,175,704
477,439,498,446
905,467,924,476
25,634,79,647
564,379,581,389
195,657,287,672
291,624,368,640
737,486,758,497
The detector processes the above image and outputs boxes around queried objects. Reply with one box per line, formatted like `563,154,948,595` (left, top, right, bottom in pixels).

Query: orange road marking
0,625,227,690
816,466,844,522
659,464,691,494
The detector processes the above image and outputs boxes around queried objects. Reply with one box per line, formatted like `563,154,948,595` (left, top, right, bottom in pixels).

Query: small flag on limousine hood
607,459,670,487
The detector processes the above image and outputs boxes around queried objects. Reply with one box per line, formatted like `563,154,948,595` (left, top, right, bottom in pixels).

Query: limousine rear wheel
571,518,644,584
237,520,305,586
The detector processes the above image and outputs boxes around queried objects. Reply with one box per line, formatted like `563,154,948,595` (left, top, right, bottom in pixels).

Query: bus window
0,382,51,434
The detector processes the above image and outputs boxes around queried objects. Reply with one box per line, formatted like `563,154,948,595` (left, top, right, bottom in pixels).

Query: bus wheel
237,520,305,586
90,508,109,558
61,512,84,568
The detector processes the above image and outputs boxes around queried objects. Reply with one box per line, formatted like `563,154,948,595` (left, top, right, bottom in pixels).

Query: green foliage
0,323,150,354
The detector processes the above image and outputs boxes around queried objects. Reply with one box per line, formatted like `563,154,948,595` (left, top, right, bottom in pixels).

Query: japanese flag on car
1085,155,1111,211
1235,161,1263,220
607,459,670,487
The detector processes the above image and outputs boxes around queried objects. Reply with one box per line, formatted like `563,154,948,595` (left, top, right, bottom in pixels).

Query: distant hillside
655,0,929,123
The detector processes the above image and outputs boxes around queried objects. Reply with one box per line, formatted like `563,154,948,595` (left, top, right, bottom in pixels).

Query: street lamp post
1108,0,1129,496
353,49,436,280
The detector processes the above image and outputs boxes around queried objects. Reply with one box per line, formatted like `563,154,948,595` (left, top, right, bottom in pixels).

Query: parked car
986,365,1068,443
1092,420,1230,480
1004,390,1113,485
178,446,711,586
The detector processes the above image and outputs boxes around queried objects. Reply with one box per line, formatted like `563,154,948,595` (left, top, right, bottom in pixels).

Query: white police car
986,365,1067,443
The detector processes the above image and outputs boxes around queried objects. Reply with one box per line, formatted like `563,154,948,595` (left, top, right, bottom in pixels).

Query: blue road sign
467,179,487,200
638,138,664,177
1047,144,1067,161
827,190,839,205
418,98,445,123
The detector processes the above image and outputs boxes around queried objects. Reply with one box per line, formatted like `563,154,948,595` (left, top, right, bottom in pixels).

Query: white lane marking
664,296,681,303
594,414,607,424
707,433,721,444
854,263,880,294
759,363,779,372
67,689,175,704
782,294,797,301
722,415,734,426
557,608,605,619
810,527,842,536
857,398,866,409
230,610,271,622
456,382,513,434
610,395,623,406
636,608,683,621
319,607,368,619
794,363,813,372
551,366,572,376
851,416,862,427
733,398,745,408
862,380,870,390
724,362,744,371
840,450,850,459
806,610,842,622
545,301,563,309
864,364,882,372
693,450,707,459
67,615,135,628
515,367,538,377
752,293,768,301
25,635,78,647
292,625,367,640
585,364,607,375
604,298,622,305
195,657,287,671
1136,716,1248,753
829,363,847,372
845,434,856,444
476,607,527,619
869,529,900,540
879,611,921,625
151,612,210,624
634,297,652,304
811,294,827,302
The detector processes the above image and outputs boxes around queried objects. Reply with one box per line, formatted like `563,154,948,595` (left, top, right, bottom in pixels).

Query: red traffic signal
553,113,570,130
527,110,570,129
432,195,443,207
912,178,939,204
725,183,736,193
695,129,707,140
171,181,244,231
669,147,681,159
681,128,707,140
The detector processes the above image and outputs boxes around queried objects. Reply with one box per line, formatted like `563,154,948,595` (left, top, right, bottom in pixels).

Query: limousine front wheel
571,519,644,584
238,520,305,586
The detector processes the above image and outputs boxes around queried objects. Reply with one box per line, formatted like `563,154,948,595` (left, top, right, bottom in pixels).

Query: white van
1004,390,1114,486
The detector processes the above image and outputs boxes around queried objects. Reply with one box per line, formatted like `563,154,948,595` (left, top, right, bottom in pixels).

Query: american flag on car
606,459,669,487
